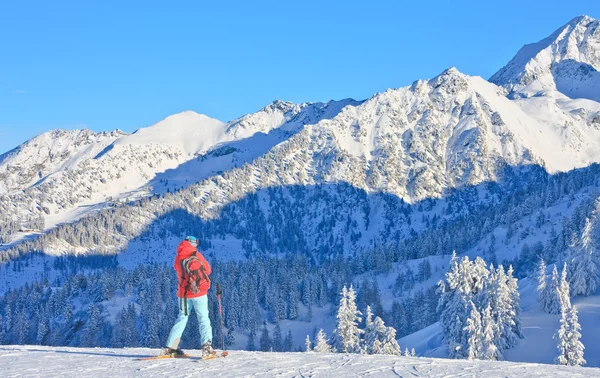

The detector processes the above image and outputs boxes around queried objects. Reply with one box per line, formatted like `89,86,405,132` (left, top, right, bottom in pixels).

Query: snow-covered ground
1,345,599,378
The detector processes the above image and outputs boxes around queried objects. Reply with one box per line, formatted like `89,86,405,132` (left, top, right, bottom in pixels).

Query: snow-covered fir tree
546,265,563,314
362,306,375,353
363,312,400,356
305,335,312,352
314,329,332,353
554,306,586,366
568,218,600,297
439,254,521,360
536,259,549,311
559,263,572,312
333,285,363,353
464,302,483,360
506,266,524,341
481,305,500,361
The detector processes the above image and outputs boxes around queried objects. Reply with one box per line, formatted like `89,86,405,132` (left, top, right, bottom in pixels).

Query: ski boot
162,346,186,357
201,341,215,358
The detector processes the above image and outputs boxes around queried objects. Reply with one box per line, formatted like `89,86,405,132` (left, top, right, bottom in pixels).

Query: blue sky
1,1,599,154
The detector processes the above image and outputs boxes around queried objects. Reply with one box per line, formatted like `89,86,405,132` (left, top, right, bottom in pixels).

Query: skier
163,236,214,357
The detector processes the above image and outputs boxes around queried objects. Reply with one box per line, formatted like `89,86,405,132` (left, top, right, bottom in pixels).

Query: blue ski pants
166,295,212,349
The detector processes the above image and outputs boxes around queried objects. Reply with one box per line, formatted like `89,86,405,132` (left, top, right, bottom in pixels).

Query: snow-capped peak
490,15,600,101
114,110,226,156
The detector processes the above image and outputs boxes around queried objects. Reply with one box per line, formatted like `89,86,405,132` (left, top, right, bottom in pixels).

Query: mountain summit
490,15,600,101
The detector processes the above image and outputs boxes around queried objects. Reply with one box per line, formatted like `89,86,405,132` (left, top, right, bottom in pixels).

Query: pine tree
314,329,332,353
305,335,312,352
569,218,600,297
259,325,271,352
246,331,256,351
272,323,283,352
506,266,523,340
536,259,549,311
333,285,363,353
411,348,416,356
403,347,410,356
464,302,483,360
554,306,586,366
559,263,572,312
284,330,293,352
83,303,101,347
546,265,563,314
438,253,470,358
364,314,400,356
480,305,500,360
36,310,49,345
226,328,235,347
379,321,401,356
363,306,375,353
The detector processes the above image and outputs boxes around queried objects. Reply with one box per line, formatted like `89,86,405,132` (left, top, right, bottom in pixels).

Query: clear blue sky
1,0,599,154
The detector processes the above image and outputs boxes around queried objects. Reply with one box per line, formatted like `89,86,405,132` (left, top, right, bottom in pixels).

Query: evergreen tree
284,330,293,352
362,306,374,353
506,266,523,340
374,318,401,356
259,325,272,352
305,335,312,352
546,265,563,314
226,328,235,347
464,302,483,360
554,306,586,366
569,218,600,297
272,323,283,352
536,259,549,312
246,331,256,351
36,311,49,345
333,285,363,353
480,305,500,360
559,263,572,312
82,303,101,347
314,329,332,353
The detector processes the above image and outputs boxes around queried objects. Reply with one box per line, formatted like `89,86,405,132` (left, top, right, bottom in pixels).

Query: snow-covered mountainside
0,99,356,243
0,129,125,194
1,346,599,377
491,15,600,101
490,15,600,178
2,17,600,249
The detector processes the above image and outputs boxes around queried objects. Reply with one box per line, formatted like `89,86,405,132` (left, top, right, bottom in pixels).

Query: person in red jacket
163,236,214,357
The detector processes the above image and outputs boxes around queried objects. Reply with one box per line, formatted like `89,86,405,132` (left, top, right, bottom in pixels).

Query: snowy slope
1,346,599,377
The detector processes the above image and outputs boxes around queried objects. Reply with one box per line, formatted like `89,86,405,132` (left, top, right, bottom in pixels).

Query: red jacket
174,240,212,298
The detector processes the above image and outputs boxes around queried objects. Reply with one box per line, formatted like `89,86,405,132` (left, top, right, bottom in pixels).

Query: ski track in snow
1,346,599,378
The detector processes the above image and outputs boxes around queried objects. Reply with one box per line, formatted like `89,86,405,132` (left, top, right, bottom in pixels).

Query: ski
135,354,191,361
191,351,229,361
136,351,228,361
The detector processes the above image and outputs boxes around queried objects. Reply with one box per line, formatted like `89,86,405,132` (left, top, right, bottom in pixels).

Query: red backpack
180,252,210,296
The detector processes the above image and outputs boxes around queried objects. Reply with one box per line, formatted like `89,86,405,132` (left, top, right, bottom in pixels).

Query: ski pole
216,283,225,350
